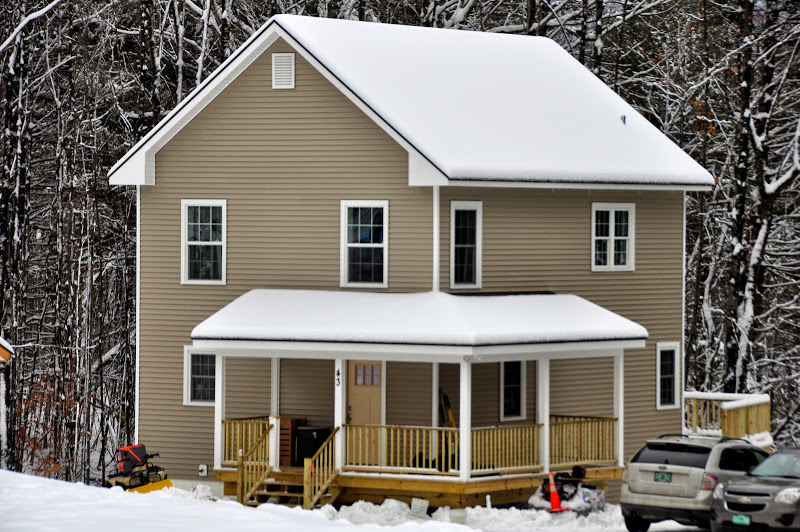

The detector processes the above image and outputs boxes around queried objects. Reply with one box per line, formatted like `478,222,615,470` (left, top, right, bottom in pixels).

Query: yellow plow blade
128,479,173,493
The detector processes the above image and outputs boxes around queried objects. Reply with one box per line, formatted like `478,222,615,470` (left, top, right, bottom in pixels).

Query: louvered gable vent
272,53,295,89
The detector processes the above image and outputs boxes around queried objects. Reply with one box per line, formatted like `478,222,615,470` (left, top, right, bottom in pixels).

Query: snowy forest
1,0,799,484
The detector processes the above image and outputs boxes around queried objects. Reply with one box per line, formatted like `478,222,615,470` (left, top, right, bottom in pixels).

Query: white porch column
537,358,550,473
269,414,281,472
334,358,346,470
458,360,471,481
213,355,226,471
432,185,440,292
431,362,439,426
614,352,625,466
270,357,280,415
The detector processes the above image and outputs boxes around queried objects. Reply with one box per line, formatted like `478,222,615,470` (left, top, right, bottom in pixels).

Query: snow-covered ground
1,470,700,531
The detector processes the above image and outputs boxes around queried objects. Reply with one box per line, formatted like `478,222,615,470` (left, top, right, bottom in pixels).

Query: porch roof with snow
109,15,714,190
190,290,647,362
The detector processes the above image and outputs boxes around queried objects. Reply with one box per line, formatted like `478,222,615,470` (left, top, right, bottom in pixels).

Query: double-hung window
592,203,635,271
183,349,215,405
656,342,680,409
340,200,388,288
501,361,526,421
181,199,226,284
450,201,482,289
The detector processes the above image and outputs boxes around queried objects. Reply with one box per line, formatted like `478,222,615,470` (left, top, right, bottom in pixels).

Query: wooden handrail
303,427,340,509
223,417,270,467
683,393,771,440
237,423,272,504
344,424,459,475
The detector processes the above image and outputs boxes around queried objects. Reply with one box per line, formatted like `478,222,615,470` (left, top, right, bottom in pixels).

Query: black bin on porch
294,426,332,465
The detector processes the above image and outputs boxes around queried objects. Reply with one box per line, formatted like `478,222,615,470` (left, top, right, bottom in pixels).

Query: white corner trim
339,200,389,289
591,202,636,272
614,352,624,466
180,199,227,286
432,186,440,292
681,191,687,419
656,341,681,410
134,185,141,444
450,200,482,290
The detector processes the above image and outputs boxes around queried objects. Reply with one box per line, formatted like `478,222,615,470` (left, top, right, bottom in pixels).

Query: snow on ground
1,470,700,532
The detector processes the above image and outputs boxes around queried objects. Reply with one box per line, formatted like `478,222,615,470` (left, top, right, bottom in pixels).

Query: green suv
621,434,769,532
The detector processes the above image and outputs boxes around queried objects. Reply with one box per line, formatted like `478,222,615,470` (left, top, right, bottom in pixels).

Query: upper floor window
181,199,226,285
501,361,526,421
592,203,635,272
656,342,680,409
340,200,388,288
450,201,482,289
183,349,215,406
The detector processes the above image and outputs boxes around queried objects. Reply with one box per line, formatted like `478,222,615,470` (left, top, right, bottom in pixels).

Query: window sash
501,361,525,420
341,201,388,287
190,354,215,403
182,200,226,284
656,342,680,409
592,203,634,271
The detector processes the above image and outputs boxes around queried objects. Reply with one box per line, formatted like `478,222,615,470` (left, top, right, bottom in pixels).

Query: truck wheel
624,515,650,532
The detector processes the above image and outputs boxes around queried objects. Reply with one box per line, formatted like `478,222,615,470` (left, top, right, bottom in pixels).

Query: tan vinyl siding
441,189,684,457
550,358,613,417
279,359,334,428
139,38,430,477
386,363,432,426
225,358,271,419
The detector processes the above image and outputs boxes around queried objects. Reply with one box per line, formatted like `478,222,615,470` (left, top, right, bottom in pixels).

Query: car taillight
701,473,718,490
622,467,628,484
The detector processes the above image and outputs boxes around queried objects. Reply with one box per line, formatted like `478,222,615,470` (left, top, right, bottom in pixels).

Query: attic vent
272,53,295,89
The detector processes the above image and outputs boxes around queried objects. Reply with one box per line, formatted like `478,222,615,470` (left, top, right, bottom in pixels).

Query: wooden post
269,415,280,472
303,457,312,509
459,360,472,481
237,448,243,504
537,359,550,472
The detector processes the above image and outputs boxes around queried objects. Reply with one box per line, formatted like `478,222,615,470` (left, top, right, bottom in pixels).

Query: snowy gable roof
191,289,648,349
109,15,714,189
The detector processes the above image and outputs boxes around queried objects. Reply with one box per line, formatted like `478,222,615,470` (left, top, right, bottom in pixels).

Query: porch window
181,199,226,284
183,350,215,405
501,361,526,420
591,203,635,272
340,200,388,288
450,201,482,289
656,342,680,409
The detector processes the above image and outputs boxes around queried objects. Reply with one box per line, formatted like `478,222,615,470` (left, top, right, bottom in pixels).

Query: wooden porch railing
684,392,771,439
222,417,271,467
236,423,273,504
471,423,542,475
550,416,616,469
344,424,460,475
303,427,339,509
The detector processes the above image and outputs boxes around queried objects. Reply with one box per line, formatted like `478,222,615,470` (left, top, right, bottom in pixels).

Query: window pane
614,239,627,266
348,247,383,283
191,354,215,402
198,206,210,223
189,244,222,280
594,240,608,266
615,210,629,237
503,361,522,418
595,210,610,237
660,349,676,406
454,209,477,285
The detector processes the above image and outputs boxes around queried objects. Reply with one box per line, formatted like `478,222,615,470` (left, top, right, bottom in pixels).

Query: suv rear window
632,442,711,468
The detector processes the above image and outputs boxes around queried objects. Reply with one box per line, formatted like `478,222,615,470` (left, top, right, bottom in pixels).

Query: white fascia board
442,179,713,192
108,29,281,185
191,338,645,363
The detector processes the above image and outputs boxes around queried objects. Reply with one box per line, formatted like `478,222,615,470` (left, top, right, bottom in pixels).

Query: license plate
654,472,672,482
732,514,751,526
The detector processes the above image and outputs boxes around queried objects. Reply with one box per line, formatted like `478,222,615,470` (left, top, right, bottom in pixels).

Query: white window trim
340,200,389,289
591,202,635,272
180,199,227,285
656,341,681,410
183,346,216,406
271,53,295,89
500,361,526,421
450,200,483,290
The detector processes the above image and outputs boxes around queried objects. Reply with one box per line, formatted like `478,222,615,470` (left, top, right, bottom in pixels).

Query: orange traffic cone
546,472,565,513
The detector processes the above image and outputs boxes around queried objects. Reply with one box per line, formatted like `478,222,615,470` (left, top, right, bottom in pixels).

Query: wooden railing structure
549,416,616,468
471,423,542,474
684,392,771,440
303,427,340,509
222,417,271,467
236,422,273,504
344,424,460,475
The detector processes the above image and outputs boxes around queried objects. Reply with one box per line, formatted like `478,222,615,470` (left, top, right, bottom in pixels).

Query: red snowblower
105,444,173,493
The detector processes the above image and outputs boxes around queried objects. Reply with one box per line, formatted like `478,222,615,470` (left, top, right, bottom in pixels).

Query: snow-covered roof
191,290,648,348
109,15,714,190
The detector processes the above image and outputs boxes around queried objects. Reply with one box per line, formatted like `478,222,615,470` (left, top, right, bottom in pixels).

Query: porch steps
240,467,341,508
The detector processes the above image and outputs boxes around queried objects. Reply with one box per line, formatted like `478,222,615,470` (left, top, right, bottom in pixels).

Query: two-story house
109,15,714,507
